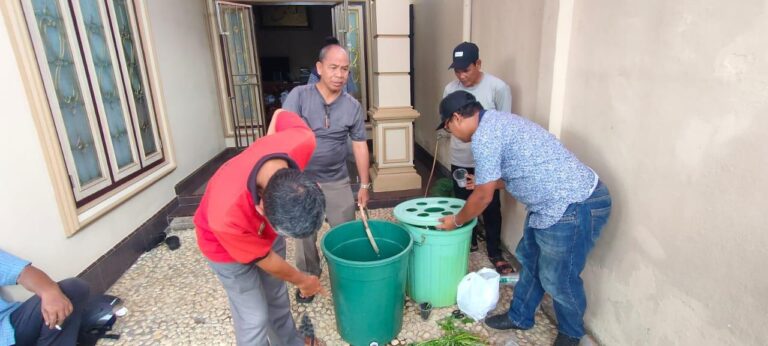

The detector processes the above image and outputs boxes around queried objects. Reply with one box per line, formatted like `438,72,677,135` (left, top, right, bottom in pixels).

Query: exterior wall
413,0,768,343
562,0,768,344
471,0,545,119
470,0,550,251
0,0,224,299
412,0,464,168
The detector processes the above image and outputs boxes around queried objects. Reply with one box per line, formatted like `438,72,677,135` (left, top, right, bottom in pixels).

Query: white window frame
22,0,115,200
22,0,167,203
2,0,177,236
70,0,143,181
105,0,163,166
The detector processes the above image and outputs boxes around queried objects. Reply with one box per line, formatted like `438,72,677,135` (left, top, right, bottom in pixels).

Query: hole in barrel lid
424,207,445,213
442,211,454,215
406,208,418,212
450,205,462,209
437,200,449,204
416,202,428,206
417,213,430,217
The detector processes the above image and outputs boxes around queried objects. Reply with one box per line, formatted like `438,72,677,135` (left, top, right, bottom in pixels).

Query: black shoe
295,288,315,304
553,333,580,346
473,227,486,242
484,313,529,330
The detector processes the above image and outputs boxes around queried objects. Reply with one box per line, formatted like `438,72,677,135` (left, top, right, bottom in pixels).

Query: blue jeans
506,181,611,338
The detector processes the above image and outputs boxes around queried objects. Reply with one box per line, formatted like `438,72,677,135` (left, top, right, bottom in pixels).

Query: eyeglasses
324,104,330,129
443,115,458,133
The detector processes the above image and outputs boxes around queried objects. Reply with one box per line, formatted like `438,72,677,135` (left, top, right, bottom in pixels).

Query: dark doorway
253,5,334,125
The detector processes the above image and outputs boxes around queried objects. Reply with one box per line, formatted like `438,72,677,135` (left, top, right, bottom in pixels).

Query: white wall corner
462,0,472,41
547,0,574,138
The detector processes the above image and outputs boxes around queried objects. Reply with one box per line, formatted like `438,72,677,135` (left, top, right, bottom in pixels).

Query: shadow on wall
557,129,622,321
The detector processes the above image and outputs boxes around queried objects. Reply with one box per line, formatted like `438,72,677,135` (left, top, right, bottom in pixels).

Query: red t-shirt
194,112,315,263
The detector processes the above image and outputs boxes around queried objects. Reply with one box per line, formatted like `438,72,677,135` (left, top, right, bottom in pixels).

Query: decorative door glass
334,3,368,112
218,1,265,147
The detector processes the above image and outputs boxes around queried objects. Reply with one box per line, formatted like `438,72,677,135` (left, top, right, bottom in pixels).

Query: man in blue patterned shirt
436,91,612,346
1,249,90,345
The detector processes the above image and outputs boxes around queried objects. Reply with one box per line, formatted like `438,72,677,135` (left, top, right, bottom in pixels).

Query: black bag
77,295,121,345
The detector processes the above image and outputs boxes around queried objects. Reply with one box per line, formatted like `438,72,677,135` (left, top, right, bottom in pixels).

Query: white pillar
368,0,421,192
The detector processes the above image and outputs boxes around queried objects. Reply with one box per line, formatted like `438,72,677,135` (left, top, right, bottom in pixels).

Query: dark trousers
451,164,504,258
11,278,90,346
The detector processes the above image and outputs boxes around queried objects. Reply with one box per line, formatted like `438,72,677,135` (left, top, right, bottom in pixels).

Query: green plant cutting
412,315,487,346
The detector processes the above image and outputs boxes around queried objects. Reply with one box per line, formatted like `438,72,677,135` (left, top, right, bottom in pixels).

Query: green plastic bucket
321,220,412,346
393,197,477,307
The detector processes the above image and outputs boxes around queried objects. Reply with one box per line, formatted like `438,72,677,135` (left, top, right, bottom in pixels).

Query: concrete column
368,0,421,192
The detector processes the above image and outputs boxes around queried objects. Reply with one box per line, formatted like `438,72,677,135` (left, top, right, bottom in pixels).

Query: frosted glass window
23,0,165,204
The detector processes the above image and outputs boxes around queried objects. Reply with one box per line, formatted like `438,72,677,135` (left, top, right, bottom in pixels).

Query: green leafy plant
429,178,455,198
413,315,487,346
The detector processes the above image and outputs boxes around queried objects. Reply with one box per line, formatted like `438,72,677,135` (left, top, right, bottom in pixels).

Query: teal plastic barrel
321,220,412,346
393,197,477,307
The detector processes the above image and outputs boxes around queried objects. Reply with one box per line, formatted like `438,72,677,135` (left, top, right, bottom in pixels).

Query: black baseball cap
436,91,478,130
449,42,479,70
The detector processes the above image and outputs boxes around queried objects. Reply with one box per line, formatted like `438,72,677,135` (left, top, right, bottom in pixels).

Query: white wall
562,0,768,344
412,0,463,168
470,0,550,257
0,0,224,298
413,0,768,344
471,0,545,119
412,0,552,166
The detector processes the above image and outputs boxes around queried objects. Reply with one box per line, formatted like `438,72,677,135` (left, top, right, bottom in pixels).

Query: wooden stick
358,205,380,255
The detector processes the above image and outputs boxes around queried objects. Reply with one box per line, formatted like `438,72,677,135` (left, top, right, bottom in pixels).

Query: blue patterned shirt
0,250,30,345
472,110,597,229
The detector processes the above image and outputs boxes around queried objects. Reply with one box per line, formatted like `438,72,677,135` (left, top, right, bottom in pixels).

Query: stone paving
98,209,570,346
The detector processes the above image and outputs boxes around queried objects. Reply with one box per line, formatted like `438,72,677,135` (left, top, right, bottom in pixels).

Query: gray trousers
295,178,356,276
208,236,303,346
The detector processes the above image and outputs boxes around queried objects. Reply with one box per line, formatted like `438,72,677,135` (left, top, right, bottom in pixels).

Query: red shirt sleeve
269,112,316,169
275,111,309,132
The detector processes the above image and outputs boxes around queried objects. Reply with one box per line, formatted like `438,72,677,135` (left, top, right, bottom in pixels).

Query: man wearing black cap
444,42,512,274
435,91,612,346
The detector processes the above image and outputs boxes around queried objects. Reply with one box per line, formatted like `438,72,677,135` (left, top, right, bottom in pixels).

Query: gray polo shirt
444,73,512,167
283,84,366,182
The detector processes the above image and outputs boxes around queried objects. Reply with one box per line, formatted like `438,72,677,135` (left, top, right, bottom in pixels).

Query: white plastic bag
456,268,500,321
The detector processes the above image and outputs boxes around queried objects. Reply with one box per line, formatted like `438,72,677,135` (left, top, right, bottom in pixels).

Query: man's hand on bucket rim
437,215,459,231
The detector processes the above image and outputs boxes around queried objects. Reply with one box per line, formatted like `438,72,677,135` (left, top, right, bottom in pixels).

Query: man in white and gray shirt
443,42,513,274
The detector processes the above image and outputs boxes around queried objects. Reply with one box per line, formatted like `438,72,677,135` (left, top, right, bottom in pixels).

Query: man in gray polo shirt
444,42,513,274
436,91,611,346
282,44,370,303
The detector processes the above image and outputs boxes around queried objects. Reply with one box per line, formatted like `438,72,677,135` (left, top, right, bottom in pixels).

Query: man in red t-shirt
194,110,327,345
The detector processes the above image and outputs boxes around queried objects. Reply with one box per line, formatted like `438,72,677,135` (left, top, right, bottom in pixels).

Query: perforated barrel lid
393,197,466,227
